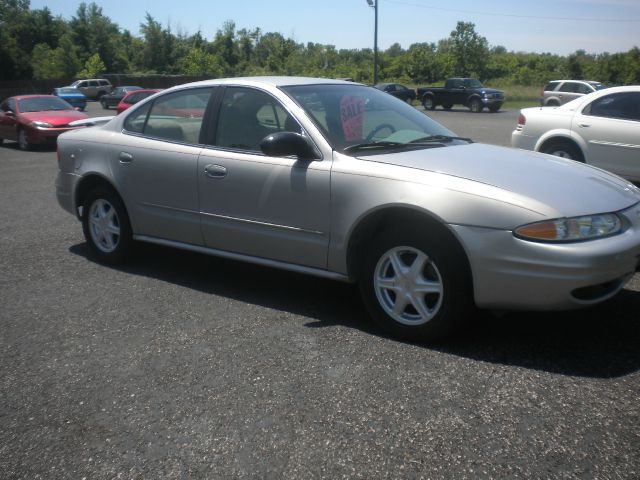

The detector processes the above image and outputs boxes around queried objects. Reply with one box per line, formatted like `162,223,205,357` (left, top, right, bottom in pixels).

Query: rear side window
123,87,214,144
544,82,560,91
584,92,640,121
559,82,578,93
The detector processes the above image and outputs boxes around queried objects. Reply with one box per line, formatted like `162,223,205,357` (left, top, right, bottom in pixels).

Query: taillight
517,113,526,126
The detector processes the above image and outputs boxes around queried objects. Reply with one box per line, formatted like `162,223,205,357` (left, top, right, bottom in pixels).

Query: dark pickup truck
416,78,505,113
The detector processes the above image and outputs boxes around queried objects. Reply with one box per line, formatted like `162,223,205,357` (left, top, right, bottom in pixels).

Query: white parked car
512,86,640,182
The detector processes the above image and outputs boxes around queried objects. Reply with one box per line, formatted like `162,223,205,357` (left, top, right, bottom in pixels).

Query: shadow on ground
71,241,640,379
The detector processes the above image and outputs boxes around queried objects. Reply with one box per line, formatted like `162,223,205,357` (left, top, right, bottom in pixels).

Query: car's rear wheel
100,98,108,109
359,227,473,342
442,103,453,110
542,141,584,162
422,95,436,110
82,188,133,264
17,128,30,151
470,98,483,113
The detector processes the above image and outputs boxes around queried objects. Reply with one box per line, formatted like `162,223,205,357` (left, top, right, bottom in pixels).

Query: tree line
1,0,639,86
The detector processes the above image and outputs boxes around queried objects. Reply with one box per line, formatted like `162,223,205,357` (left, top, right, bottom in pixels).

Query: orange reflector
516,222,558,240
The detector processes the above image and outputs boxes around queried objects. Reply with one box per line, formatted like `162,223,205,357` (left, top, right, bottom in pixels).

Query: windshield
281,83,457,154
18,96,73,113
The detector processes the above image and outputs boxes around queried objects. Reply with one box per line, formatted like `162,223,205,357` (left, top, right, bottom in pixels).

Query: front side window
213,87,301,152
584,92,640,121
123,87,214,143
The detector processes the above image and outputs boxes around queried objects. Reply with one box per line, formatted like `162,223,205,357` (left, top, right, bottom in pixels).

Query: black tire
82,187,133,264
541,140,584,162
469,98,483,113
442,103,453,110
359,226,473,342
488,105,501,113
422,95,436,110
17,128,30,151
101,98,109,109
545,100,560,107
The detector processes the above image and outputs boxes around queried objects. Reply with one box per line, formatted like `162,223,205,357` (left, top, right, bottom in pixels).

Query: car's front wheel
100,98,109,109
470,98,483,113
82,188,133,264
359,227,473,341
17,128,30,151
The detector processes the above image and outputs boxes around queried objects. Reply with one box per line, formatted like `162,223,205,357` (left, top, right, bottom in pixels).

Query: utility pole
366,0,379,84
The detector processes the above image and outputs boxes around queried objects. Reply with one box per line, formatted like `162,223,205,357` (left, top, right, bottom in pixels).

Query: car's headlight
30,120,54,128
514,213,623,242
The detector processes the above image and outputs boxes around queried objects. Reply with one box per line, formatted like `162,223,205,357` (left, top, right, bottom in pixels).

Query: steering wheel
365,123,396,142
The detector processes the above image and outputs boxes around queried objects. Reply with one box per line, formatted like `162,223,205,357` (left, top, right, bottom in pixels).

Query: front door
197,86,331,269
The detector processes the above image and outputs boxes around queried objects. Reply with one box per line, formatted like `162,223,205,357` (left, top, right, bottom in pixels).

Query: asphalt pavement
0,101,638,479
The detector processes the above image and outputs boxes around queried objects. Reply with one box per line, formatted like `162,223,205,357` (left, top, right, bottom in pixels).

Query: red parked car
0,95,88,150
116,89,160,114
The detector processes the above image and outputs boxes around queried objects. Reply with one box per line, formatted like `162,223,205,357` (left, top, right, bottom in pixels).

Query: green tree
69,2,125,72
449,21,489,79
179,47,223,77
77,52,105,78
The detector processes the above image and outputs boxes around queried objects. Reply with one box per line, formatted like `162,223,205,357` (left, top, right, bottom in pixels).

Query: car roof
549,79,602,84
173,76,364,90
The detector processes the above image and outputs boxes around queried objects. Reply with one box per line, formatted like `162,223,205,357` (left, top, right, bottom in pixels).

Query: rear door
110,87,216,245
576,91,640,179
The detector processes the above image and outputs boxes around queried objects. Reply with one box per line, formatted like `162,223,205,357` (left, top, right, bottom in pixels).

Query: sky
30,0,640,56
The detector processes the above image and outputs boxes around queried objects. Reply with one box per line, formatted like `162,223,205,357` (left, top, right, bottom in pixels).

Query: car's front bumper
452,202,640,310
27,126,83,145
482,97,504,107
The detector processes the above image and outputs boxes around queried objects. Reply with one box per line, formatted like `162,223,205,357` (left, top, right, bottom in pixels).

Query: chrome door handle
578,123,591,128
119,151,133,163
204,164,227,179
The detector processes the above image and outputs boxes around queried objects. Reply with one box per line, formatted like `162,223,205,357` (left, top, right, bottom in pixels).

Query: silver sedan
56,77,640,341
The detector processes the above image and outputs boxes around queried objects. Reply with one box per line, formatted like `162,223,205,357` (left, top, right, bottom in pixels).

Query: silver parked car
56,77,640,341
512,85,640,182
70,78,113,99
541,80,606,106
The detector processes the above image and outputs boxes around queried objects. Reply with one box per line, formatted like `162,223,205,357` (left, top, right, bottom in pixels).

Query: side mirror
5,110,15,117
260,132,318,160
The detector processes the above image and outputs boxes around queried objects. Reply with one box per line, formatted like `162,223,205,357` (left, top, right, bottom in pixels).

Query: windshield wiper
409,135,473,144
343,141,405,152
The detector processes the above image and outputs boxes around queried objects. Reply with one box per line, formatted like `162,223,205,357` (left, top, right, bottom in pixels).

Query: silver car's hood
360,143,640,216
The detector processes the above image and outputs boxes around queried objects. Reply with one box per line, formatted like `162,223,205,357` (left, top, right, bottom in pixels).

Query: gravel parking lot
1,101,638,479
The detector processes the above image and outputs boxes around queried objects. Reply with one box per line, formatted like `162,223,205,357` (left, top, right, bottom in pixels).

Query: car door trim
199,210,325,235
